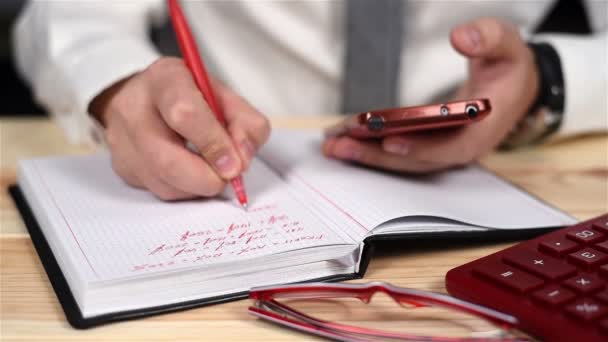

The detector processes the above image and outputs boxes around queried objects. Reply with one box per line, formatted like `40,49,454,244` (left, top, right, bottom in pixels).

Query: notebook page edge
17,159,90,307
81,245,360,318
262,129,576,238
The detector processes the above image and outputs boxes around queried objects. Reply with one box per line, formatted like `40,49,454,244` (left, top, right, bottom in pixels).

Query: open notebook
10,129,575,328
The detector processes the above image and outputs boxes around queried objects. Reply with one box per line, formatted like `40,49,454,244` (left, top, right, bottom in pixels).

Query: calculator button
595,241,608,253
567,248,608,270
567,228,604,244
596,289,608,304
600,319,608,334
532,286,576,307
538,237,580,257
473,260,544,293
563,274,604,294
592,219,608,234
565,299,608,321
503,249,576,280
600,265,608,278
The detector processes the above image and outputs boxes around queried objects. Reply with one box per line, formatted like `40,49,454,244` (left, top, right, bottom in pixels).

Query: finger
140,137,226,197
216,81,271,167
380,126,490,166
148,58,243,180
323,136,447,173
130,145,195,202
137,168,196,201
111,134,194,201
126,107,226,197
111,157,143,189
322,137,338,157
450,17,524,60
115,123,195,201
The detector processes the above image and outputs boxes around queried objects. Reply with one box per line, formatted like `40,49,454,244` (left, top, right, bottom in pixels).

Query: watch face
500,108,561,149
543,108,562,127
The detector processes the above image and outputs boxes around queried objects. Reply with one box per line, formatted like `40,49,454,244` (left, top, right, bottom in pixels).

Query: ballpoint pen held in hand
168,0,248,209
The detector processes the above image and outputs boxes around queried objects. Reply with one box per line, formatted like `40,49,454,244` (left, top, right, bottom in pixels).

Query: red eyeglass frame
249,282,528,342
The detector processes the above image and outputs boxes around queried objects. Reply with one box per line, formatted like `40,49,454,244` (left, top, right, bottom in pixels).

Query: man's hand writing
90,57,271,200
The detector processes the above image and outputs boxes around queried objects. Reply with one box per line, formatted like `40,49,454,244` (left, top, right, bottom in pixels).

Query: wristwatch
500,42,565,149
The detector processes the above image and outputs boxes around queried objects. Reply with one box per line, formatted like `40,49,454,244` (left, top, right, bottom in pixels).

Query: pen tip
241,202,248,211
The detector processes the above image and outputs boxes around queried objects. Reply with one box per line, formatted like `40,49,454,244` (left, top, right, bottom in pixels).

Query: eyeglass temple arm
250,282,518,328
250,300,525,342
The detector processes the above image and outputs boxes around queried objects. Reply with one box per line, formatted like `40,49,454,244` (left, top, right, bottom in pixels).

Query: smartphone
325,99,491,138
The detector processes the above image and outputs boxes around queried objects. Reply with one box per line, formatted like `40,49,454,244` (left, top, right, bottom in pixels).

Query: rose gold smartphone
325,99,491,138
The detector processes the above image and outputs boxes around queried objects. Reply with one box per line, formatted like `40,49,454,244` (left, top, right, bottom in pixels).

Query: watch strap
500,42,565,149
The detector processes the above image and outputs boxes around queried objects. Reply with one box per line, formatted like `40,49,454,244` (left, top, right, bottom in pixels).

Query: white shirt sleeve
534,32,608,136
533,0,607,136
12,1,163,144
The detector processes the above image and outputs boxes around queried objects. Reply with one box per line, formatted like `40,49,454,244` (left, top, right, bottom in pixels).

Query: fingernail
384,141,410,156
334,144,362,161
215,154,237,175
467,27,481,50
240,139,255,160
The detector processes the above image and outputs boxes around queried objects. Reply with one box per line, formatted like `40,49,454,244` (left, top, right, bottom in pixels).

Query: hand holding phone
325,99,491,139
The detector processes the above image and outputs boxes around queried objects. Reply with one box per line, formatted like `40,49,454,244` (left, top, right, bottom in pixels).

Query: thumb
450,17,525,60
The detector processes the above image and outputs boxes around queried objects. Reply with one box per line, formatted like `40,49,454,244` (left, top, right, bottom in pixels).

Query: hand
90,57,271,200
323,17,539,173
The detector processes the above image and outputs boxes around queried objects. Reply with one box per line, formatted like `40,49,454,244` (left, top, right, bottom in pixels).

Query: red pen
168,0,248,209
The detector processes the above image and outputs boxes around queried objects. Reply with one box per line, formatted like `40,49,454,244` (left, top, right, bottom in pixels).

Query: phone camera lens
465,104,479,118
440,105,449,116
366,113,384,131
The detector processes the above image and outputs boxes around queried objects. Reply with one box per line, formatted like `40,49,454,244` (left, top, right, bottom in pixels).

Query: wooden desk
1,117,607,341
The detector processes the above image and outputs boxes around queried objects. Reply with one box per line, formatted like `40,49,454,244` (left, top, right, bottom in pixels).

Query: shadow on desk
356,227,559,288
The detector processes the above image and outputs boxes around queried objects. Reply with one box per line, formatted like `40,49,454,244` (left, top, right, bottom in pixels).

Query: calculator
446,214,608,342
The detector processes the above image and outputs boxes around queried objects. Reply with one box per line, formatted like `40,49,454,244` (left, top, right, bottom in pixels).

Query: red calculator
446,214,608,342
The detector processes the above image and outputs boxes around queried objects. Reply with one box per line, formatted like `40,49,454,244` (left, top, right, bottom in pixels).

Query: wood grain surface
1,117,606,341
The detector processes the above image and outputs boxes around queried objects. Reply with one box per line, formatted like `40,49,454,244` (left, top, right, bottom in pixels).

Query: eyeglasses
248,282,530,341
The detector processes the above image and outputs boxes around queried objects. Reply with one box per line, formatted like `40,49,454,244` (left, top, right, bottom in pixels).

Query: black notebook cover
9,184,559,329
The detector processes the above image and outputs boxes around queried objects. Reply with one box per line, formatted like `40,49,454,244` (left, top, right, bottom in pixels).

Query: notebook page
18,154,352,284
258,130,576,241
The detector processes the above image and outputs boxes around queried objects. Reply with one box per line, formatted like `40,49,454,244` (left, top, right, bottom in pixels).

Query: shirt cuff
61,38,161,145
533,34,608,136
